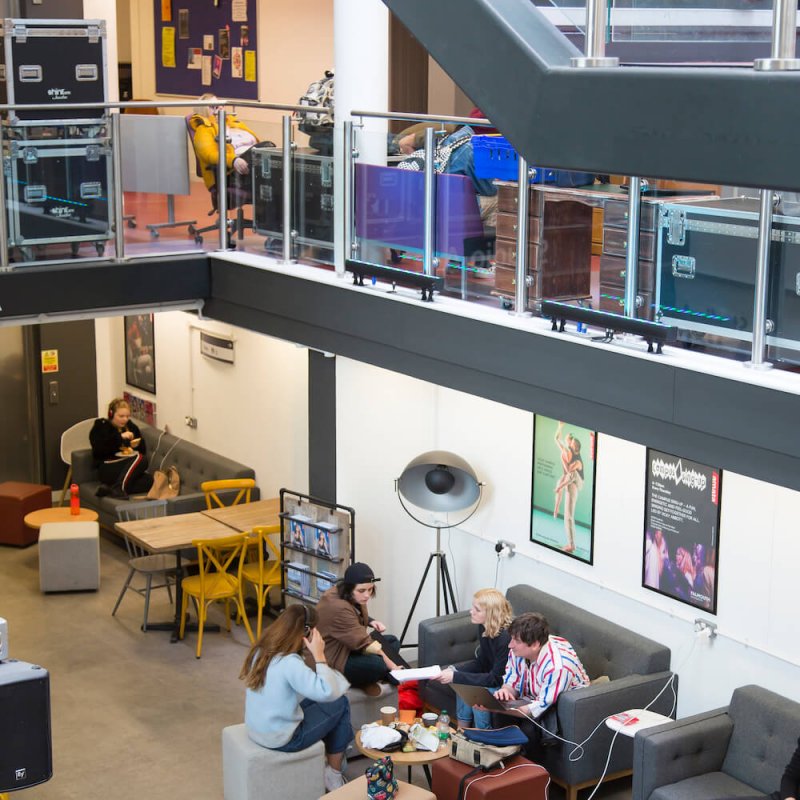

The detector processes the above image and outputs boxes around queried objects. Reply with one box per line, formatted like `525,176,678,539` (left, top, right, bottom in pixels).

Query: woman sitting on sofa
240,604,352,793
89,398,153,498
430,587,513,729
315,562,405,696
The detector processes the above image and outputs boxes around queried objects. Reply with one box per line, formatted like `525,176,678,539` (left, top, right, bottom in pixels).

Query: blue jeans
275,696,353,755
455,694,492,729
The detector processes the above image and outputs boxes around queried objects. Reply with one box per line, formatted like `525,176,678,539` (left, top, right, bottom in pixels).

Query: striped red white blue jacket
502,635,590,718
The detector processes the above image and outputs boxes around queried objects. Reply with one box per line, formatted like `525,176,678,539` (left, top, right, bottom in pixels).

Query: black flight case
0,19,112,259
0,18,107,123
657,196,800,365
252,146,334,251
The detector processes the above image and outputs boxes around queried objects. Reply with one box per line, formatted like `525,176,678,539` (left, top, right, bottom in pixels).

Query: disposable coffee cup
380,705,397,725
421,712,438,727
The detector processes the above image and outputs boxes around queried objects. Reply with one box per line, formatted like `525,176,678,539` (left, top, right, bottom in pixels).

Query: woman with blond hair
430,588,513,729
240,604,352,792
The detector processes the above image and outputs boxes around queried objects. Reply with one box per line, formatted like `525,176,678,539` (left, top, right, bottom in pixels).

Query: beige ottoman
38,521,100,592
321,775,436,799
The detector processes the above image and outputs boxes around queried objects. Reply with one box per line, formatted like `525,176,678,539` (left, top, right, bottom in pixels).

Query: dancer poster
531,415,596,563
643,449,721,613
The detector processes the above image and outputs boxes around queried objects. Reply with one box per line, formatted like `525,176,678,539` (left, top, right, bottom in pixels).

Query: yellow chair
240,524,282,638
201,478,256,509
179,532,253,658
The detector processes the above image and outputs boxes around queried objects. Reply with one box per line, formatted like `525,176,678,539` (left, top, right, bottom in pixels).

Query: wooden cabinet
493,182,592,309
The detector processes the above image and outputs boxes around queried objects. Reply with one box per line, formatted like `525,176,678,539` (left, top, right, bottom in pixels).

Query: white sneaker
323,764,346,793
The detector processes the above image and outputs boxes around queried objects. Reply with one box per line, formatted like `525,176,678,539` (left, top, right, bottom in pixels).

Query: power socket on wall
184,416,198,429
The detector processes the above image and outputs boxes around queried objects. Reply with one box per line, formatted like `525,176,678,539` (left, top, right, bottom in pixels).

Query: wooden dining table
115,497,281,641
200,496,280,532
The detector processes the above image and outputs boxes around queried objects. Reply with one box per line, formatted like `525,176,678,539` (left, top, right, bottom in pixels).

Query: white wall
335,357,800,717
94,311,309,498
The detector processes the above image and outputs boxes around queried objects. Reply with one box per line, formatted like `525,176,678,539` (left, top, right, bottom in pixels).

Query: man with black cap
316,562,406,696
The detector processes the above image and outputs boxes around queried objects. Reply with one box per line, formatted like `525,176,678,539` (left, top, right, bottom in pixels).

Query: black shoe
96,485,111,497
109,486,128,499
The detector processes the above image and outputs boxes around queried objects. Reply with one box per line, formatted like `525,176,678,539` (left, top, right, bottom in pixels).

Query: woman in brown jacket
315,563,404,695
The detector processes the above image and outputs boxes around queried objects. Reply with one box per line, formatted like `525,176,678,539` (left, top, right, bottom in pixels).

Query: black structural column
308,350,336,502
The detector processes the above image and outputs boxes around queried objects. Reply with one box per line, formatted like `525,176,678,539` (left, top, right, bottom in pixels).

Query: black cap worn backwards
343,562,380,584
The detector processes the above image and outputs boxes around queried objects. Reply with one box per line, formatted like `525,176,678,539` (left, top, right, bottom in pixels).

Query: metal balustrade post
281,114,296,264
571,0,618,68
110,111,125,261
422,125,436,277
746,190,775,370
755,0,800,70
623,176,642,318
342,120,355,278
0,120,9,269
512,155,530,316
216,107,228,250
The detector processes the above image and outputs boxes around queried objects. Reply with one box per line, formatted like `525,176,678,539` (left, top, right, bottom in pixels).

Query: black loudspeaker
0,659,52,791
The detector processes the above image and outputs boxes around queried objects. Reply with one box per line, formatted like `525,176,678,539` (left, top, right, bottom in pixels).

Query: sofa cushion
722,685,800,795
651,771,755,800
506,584,670,680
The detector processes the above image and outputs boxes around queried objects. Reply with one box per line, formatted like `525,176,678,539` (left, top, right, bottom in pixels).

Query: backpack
297,70,334,133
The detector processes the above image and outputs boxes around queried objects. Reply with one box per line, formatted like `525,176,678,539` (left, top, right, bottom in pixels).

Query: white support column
333,0,389,275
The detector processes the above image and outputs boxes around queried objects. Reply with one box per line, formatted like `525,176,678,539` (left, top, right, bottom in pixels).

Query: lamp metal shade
397,450,480,513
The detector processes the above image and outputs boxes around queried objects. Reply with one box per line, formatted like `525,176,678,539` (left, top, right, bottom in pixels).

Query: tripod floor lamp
396,450,483,647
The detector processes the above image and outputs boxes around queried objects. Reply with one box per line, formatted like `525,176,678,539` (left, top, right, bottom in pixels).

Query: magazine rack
279,488,355,606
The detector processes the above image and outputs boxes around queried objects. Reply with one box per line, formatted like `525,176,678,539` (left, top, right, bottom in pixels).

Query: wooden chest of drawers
494,183,592,309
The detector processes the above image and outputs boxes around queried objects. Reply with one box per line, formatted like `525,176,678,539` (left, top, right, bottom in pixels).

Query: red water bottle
70,483,80,516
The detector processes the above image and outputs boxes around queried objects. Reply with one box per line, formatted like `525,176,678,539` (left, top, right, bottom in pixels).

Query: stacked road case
1,18,113,259
252,146,334,250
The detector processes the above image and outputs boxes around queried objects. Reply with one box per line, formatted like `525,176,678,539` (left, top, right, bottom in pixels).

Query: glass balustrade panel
352,124,428,280
118,103,217,258
3,121,115,265
249,116,335,267
538,0,780,64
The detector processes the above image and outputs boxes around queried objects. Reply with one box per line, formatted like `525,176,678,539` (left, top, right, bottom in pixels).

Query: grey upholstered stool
222,723,325,800
346,683,399,732
38,521,100,592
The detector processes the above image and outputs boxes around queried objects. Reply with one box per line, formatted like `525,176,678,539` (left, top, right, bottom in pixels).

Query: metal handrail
0,99,313,114
351,109,491,127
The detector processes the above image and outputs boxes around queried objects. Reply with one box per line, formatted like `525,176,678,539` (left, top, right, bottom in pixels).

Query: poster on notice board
530,415,597,564
642,449,721,613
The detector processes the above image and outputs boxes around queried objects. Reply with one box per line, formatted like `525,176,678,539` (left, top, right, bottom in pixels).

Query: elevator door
0,326,42,483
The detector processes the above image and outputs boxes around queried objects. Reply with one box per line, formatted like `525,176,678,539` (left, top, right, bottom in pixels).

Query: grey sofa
633,684,800,800
71,422,259,530
418,583,675,800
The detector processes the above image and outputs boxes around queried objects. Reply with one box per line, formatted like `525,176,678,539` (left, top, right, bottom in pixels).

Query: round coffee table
24,507,99,530
355,726,449,786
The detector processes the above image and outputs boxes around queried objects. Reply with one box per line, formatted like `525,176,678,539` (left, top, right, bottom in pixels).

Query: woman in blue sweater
240,604,353,792
430,587,513,729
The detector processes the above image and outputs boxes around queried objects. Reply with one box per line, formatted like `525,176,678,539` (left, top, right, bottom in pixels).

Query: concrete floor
0,534,633,799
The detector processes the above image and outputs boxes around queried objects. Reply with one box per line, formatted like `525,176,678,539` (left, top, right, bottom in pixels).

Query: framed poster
643,449,721,613
531,415,597,563
125,314,156,395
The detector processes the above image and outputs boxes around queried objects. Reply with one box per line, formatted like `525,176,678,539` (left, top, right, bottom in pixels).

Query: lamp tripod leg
439,554,458,614
399,552,437,647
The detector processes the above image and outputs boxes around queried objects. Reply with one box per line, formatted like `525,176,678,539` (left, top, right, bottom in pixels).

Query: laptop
451,683,530,713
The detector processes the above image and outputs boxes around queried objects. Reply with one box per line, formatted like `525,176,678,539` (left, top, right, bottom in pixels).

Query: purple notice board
153,0,258,100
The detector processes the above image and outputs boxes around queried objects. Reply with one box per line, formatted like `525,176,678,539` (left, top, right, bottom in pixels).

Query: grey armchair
418,584,676,800
633,684,800,800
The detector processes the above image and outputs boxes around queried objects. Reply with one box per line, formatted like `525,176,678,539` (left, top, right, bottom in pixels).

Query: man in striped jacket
494,612,589,755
